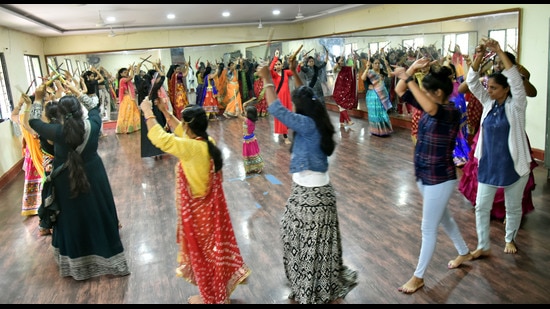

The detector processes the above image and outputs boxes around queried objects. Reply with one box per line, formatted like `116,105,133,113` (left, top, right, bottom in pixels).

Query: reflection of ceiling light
272,10,280,15
167,14,175,19
258,19,263,29
222,11,230,17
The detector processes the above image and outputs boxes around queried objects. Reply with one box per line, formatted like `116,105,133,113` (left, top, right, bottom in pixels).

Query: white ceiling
0,4,379,37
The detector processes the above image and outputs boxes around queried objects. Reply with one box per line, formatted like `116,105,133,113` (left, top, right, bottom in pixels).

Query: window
368,41,390,56
65,59,74,79
0,53,13,121
489,28,518,54
444,33,469,59
344,42,358,58
402,37,425,54
24,54,43,94
75,60,82,77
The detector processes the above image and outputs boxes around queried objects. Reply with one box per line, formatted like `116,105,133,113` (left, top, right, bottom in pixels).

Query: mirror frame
45,8,520,117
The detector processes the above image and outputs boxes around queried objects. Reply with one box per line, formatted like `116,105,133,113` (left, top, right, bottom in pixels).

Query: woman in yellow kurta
140,99,250,304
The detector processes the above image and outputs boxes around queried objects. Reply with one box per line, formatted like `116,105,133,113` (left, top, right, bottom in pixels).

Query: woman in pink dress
238,105,264,174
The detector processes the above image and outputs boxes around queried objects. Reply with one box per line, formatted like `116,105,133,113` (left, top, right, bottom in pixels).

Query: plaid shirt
401,90,460,185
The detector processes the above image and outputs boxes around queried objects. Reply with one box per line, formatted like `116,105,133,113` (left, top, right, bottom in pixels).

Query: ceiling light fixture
222,11,230,17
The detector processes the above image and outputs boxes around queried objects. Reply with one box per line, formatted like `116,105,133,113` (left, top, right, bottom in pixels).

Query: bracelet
23,108,31,113
145,115,156,121
263,83,275,89
405,75,415,84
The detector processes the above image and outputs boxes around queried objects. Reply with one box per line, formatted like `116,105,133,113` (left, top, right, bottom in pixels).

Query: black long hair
182,104,223,172
56,95,90,197
290,86,336,156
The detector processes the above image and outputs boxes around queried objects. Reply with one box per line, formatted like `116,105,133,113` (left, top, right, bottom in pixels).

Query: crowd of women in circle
10,36,537,303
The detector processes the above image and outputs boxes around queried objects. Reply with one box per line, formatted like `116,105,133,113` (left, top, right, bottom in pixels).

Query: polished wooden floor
1,110,549,304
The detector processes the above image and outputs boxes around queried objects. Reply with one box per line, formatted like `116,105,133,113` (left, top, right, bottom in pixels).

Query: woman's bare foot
397,276,424,294
448,253,473,269
504,241,517,254
470,248,491,259
187,295,204,304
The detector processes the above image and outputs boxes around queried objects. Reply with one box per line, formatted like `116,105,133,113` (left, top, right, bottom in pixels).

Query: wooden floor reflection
1,110,549,304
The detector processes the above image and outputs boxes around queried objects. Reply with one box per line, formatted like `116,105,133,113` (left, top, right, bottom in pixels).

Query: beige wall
0,4,548,178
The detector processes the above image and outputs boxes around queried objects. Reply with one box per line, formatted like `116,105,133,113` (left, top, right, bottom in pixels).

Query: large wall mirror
45,9,519,115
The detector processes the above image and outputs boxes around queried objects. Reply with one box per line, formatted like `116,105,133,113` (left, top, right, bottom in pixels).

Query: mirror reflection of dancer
269,49,293,144
115,64,142,134
332,55,357,127
360,53,394,137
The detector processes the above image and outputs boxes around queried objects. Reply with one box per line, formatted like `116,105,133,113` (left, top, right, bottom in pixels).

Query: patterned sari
19,115,44,216
174,162,250,304
169,72,189,120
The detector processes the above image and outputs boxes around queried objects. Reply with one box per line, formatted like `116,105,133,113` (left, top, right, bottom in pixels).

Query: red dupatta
174,160,250,304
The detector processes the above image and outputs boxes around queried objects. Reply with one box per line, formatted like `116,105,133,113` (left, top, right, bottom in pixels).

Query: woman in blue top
466,39,531,258
394,58,472,294
256,56,358,304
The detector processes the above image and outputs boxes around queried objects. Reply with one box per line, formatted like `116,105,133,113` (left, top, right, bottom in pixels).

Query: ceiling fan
107,27,117,37
295,5,304,19
96,10,106,27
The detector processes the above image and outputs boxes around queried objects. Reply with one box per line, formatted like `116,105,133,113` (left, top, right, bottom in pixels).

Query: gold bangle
145,115,156,121
263,83,275,89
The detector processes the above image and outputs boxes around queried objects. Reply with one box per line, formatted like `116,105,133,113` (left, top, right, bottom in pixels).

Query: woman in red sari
167,64,190,120
269,49,294,144
140,100,250,304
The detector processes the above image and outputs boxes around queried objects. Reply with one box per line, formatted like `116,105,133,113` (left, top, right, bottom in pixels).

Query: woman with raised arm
115,63,142,134
466,39,531,257
256,56,357,304
140,98,250,304
27,80,130,280
394,58,472,294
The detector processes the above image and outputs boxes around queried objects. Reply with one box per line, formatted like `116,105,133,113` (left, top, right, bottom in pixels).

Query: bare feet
187,295,230,304
448,253,473,269
470,248,491,259
504,241,517,254
284,138,291,145
187,295,204,304
398,276,424,294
